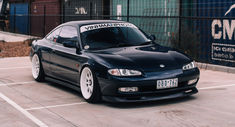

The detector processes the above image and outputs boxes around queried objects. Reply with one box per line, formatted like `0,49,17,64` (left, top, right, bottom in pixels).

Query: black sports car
30,20,200,103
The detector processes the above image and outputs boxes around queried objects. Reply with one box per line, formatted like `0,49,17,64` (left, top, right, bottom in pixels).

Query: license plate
156,78,178,89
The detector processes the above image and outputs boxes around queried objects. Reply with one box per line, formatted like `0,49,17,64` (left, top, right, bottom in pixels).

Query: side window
46,27,62,42
57,26,78,44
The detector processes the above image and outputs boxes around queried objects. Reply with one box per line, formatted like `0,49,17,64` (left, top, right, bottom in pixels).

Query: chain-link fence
1,0,235,67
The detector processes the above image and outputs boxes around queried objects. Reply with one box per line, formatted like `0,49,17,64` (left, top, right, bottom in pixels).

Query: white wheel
80,67,94,99
32,54,44,81
32,54,40,79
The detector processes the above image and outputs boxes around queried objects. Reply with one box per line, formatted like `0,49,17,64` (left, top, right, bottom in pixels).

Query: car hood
87,44,191,72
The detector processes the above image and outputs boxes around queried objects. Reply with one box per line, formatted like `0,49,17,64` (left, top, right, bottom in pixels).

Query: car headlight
108,69,142,76
182,62,196,70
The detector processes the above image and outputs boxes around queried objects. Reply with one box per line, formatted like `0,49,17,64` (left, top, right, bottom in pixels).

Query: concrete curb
195,62,235,74
0,31,40,42
0,31,38,38
0,56,29,60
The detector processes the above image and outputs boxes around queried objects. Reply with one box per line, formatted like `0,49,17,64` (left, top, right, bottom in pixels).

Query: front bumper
97,68,200,102
102,87,198,102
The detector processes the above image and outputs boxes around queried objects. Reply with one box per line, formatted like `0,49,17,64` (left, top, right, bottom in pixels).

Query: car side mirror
149,34,156,41
63,41,77,48
53,35,59,42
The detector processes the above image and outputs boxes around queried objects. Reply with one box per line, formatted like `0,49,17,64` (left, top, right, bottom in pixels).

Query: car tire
32,53,45,82
80,67,101,103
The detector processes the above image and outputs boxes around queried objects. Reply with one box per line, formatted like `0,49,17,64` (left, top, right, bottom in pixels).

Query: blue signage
210,3,235,63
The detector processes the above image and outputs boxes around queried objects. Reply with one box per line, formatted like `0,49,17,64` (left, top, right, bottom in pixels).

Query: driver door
50,25,81,84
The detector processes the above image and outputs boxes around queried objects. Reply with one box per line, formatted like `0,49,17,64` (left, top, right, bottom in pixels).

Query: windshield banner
80,23,137,33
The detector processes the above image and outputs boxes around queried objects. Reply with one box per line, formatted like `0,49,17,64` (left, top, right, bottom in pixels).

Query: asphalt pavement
0,57,235,127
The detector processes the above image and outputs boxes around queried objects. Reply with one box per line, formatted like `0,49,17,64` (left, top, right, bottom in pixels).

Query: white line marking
25,102,87,111
0,92,48,127
198,84,235,90
0,81,36,86
0,66,31,70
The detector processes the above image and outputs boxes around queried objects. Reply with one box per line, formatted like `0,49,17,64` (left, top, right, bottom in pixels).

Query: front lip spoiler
102,87,198,103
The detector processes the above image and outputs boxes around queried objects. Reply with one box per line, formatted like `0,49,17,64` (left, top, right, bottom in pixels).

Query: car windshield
80,23,151,50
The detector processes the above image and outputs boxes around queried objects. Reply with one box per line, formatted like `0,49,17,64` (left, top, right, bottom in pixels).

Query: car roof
60,20,128,27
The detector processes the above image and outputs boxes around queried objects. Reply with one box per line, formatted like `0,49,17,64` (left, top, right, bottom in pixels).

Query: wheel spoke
89,72,92,77
32,54,41,79
88,87,92,94
87,73,90,78
87,88,90,93
80,67,95,100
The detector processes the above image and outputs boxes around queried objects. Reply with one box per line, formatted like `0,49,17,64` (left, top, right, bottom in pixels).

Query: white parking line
0,66,31,70
25,102,87,111
0,92,48,127
0,81,36,86
198,84,235,90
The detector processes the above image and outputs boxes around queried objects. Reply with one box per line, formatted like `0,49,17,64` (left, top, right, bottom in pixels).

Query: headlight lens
182,62,196,70
108,69,142,76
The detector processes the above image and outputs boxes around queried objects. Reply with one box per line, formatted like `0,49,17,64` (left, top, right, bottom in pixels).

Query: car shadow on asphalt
45,81,83,97
44,81,197,109
103,96,197,109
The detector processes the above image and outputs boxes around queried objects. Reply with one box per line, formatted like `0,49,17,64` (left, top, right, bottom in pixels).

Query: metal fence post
62,3,65,23
179,0,182,47
14,6,16,33
43,5,46,37
90,2,92,19
127,0,130,22
28,3,30,35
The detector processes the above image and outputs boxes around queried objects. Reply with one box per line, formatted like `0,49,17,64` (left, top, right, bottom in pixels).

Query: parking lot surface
0,57,235,127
